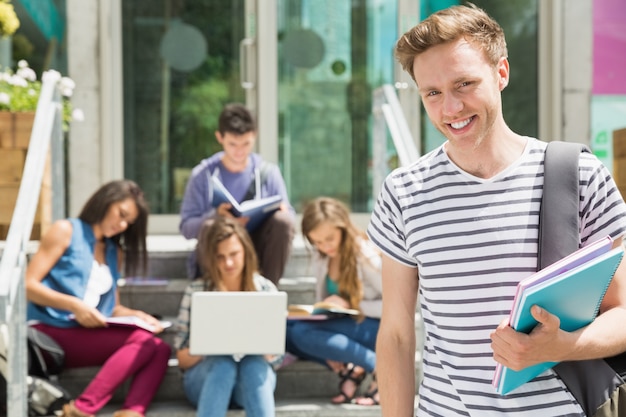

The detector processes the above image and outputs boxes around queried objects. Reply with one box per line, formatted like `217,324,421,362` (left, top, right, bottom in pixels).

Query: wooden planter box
0,111,51,240
0,111,36,149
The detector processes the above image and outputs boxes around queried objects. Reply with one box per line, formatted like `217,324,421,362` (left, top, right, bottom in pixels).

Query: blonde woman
286,197,382,405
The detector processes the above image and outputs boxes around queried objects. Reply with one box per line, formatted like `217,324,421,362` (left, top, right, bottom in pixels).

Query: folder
493,236,623,395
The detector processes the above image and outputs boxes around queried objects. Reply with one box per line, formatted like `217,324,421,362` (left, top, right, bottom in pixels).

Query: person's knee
239,356,274,386
267,211,295,239
287,323,308,346
129,330,172,360
155,338,172,359
209,356,238,378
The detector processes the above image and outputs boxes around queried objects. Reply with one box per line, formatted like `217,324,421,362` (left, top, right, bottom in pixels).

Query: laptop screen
189,291,287,356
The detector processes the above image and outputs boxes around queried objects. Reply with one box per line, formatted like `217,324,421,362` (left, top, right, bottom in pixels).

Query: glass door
122,0,251,217
276,0,400,213
120,0,408,231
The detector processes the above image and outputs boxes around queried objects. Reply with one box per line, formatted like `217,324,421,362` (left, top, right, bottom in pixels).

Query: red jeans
33,323,171,415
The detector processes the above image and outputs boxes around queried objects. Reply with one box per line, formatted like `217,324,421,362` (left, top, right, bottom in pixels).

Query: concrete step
96,397,389,417
57,358,384,403
145,234,311,280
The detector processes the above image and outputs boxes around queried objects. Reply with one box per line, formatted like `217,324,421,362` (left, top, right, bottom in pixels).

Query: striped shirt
367,138,626,416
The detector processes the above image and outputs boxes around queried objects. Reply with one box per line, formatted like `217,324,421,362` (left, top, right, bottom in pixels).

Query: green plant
0,0,19,38
0,60,82,131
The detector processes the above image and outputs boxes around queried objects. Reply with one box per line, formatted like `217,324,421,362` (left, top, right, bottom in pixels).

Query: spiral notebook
493,244,624,395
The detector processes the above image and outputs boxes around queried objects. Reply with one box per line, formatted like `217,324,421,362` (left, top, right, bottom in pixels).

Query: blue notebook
493,243,624,395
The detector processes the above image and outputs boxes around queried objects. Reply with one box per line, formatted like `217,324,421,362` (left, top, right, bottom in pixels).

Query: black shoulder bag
540,141,626,417
1,327,71,416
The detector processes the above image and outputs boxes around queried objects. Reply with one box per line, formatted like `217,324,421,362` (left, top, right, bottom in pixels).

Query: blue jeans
286,317,380,372
183,355,276,417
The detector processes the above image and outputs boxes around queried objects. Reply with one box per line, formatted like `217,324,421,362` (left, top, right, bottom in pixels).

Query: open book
69,314,172,333
288,302,359,320
210,175,282,232
493,236,623,395
105,316,172,333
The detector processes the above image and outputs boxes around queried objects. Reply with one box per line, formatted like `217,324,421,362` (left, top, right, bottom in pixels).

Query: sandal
331,363,367,404
353,372,379,406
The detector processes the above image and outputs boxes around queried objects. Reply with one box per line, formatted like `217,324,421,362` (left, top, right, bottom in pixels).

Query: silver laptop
189,291,287,356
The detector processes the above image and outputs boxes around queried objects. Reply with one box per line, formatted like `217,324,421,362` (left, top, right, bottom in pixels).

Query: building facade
18,0,598,233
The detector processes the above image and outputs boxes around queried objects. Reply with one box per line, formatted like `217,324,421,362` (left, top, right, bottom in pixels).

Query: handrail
372,84,420,197
0,70,63,416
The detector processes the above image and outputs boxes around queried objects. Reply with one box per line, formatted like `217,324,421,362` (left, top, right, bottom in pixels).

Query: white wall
66,0,102,215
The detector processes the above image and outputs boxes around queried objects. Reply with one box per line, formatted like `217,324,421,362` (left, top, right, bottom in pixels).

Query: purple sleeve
179,168,215,239
262,163,295,216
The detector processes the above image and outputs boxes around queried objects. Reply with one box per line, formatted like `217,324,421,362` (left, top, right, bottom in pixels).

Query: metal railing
0,70,64,416
372,84,420,198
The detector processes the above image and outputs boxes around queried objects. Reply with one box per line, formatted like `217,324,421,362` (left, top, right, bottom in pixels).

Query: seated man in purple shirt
179,103,295,284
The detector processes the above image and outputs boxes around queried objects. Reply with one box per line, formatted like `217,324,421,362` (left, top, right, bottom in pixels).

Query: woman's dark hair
78,179,148,277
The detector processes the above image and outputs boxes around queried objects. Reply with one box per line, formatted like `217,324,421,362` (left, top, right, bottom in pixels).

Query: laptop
189,291,287,356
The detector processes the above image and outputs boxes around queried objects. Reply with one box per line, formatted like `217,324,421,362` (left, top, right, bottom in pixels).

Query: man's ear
497,57,510,91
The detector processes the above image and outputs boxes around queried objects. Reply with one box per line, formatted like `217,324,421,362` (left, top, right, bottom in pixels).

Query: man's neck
446,131,527,179
220,155,249,173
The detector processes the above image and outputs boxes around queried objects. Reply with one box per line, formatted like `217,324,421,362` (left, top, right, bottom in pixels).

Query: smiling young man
180,103,294,284
367,4,626,416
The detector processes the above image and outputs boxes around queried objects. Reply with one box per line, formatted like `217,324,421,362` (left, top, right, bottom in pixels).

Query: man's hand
216,202,235,218
491,305,565,371
216,203,249,227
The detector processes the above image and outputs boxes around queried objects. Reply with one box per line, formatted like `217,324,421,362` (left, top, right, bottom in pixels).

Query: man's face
413,37,509,151
216,131,256,167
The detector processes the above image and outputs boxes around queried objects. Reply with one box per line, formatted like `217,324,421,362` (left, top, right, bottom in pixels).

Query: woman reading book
25,180,171,417
286,197,383,405
173,217,281,417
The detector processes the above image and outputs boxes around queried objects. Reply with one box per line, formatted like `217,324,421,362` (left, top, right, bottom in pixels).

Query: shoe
352,372,379,406
59,401,95,417
112,410,144,417
331,363,367,404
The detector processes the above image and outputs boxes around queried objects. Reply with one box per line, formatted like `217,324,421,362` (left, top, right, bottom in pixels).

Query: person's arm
263,163,295,216
358,242,384,317
179,168,216,239
491,237,626,370
111,293,165,333
25,220,108,328
377,254,419,416
177,347,203,370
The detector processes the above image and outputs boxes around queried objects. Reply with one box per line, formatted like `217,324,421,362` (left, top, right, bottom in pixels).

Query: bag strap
243,160,271,201
540,141,623,416
538,141,589,269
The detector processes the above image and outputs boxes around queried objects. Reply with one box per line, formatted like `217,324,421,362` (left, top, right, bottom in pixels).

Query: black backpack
0,326,71,416
541,141,626,416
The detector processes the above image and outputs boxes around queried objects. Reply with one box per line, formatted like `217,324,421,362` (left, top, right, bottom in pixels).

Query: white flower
59,77,75,97
16,67,37,82
0,92,9,105
71,108,85,121
17,60,28,69
9,74,27,87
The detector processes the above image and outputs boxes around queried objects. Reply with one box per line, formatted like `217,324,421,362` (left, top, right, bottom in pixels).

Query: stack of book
493,236,624,395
